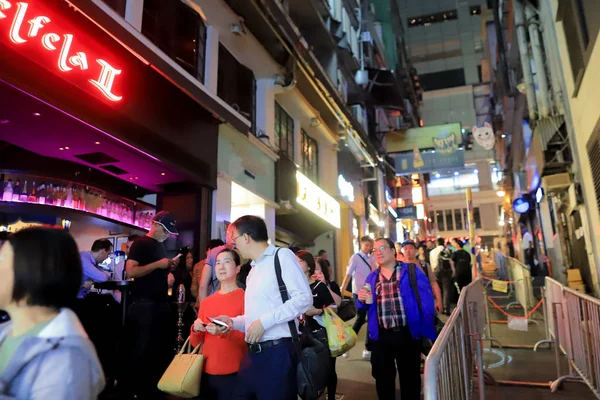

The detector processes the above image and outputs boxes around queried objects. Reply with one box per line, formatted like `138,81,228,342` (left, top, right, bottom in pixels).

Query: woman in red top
189,249,246,400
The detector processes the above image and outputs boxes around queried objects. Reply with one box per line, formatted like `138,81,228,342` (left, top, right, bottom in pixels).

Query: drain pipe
525,3,551,118
514,0,537,120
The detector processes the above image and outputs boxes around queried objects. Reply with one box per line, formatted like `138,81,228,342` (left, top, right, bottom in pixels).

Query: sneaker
362,350,371,360
342,352,349,358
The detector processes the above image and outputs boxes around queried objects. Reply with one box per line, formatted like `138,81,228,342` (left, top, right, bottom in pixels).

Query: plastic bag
323,308,357,357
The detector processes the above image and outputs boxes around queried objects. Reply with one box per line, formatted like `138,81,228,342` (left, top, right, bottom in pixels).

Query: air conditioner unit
351,104,367,131
542,173,572,192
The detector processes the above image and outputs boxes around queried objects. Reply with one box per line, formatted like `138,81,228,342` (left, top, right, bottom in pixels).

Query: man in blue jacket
357,238,438,400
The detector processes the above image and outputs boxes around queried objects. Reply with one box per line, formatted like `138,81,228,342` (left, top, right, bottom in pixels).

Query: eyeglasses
373,245,391,253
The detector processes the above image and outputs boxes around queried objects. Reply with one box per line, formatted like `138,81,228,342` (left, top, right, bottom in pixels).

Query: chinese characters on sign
0,1,123,101
297,171,341,228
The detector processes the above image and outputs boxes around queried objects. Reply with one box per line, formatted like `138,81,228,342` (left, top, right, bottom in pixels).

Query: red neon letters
0,1,122,101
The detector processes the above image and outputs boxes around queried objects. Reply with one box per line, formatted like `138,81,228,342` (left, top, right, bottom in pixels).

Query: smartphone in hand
208,317,229,328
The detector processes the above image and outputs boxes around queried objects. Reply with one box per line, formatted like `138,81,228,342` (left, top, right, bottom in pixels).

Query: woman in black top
297,251,340,400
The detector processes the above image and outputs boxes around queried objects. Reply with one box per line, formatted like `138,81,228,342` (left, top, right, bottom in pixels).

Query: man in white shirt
521,224,534,269
340,235,375,358
214,215,312,400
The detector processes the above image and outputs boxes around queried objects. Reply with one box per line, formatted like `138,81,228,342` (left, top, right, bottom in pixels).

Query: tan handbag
157,337,204,398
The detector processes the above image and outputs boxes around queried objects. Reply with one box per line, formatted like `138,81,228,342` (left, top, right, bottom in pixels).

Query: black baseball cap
153,211,178,235
402,240,418,249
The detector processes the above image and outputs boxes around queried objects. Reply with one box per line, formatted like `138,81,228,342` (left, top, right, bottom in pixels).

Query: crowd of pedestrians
0,210,481,399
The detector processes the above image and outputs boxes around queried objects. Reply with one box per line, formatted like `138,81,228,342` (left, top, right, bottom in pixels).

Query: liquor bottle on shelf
27,181,37,203
65,186,73,208
2,179,13,202
12,180,21,202
46,184,54,205
72,187,80,210
37,182,46,204
19,181,28,202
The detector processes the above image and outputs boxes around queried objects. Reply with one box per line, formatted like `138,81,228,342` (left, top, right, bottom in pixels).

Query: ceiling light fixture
64,146,69,150
59,147,64,150
161,172,166,176
33,112,40,116
454,172,459,176
95,141,100,145
496,190,506,197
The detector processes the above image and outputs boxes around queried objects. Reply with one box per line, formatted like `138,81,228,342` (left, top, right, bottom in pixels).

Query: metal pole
525,2,551,117
466,188,477,279
473,304,486,399
514,0,538,120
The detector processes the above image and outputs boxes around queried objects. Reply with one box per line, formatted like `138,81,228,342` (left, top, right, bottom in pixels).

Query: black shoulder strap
407,263,423,317
274,248,300,342
357,254,372,271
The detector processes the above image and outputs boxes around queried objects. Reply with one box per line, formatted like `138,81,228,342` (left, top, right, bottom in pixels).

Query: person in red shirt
189,249,245,399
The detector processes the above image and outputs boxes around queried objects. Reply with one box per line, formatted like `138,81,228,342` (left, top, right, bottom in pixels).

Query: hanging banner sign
396,206,418,219
473,122,496,150
386,123,462,153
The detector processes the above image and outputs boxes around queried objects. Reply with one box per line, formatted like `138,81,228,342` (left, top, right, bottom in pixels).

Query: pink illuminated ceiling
0,79,185,192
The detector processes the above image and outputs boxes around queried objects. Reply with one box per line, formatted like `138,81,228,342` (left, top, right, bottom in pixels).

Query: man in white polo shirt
214,215,312,400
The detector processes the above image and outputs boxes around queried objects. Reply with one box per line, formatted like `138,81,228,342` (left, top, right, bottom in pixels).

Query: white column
125,0,144,31
212,177,232,238
204,26,220,93
264,205,276,244
256,79,276,147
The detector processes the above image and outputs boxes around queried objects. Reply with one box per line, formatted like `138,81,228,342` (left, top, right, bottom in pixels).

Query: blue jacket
0,308,105,399
357,262,437,341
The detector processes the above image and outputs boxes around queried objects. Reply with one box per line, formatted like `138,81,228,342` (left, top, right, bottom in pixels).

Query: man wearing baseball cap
120,211,180,398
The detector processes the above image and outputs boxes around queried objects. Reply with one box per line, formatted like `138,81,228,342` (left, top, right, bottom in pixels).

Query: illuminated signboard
512,197,530,214
337,174,355,203
0,1,123,102
297,171,341,228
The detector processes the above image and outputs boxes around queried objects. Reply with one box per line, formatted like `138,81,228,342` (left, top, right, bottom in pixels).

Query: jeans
370,326,422,400
198,373,237,400
435,269,453,311
352,294,370,350
233,340,297,400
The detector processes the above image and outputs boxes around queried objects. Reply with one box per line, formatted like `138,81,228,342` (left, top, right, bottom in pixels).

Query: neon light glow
57,33,74,71
1,0,124,102
28,15,49,37
9,1,26,43
90,59,122,101
41,32,59,50
0,0,11,20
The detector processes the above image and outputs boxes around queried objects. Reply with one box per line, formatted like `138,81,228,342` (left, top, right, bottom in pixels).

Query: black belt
247,338,291,354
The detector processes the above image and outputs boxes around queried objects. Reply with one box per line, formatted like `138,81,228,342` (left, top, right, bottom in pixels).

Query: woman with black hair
0,227,105,399
296,250,337,400
169,247,195,304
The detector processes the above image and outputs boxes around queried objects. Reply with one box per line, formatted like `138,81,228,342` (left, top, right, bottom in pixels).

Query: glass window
142,1,207,82
419,68,466,91
454,209,463,230
101,0,126,16
474,207,481,229
275,102,294,158
407,10,457,27
445,210,454,231
436,211,445,231
218,45,256,134
301,130,319,183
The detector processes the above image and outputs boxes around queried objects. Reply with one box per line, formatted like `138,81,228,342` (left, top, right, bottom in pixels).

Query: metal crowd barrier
502,255,536,319
424,279,492,400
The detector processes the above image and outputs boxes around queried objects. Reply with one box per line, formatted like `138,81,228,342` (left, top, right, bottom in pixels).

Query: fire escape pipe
513,0,538,121
525,2,550,118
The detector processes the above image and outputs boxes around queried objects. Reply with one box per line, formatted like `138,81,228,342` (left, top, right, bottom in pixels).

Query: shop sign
472,122,496,150
0,1,123,102
337,174,355,203
387,123,462,153
296,171,340,228
394,150,465,175
396,205,417,219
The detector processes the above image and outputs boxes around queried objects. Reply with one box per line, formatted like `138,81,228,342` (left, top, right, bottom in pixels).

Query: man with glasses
120,211,180,399
340,235,375,359
213,215,312,400
357,238,438,400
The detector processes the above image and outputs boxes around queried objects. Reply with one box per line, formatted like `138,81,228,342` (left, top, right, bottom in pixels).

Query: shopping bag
323,308,357,357
157,337,204,398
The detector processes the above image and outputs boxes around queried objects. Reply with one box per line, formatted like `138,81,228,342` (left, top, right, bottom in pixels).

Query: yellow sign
296,171,341,228
386,123,462,153
492,279,508,293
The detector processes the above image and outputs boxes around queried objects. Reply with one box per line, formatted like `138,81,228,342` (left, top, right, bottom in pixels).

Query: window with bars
454,209,463,230
141,0,207,83
275,102,294,159
301,130,319,183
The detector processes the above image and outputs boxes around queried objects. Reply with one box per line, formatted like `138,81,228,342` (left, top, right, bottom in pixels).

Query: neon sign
0,1,123,102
